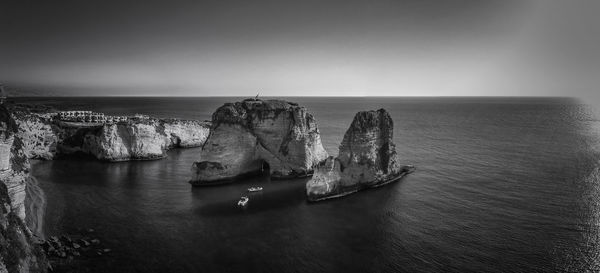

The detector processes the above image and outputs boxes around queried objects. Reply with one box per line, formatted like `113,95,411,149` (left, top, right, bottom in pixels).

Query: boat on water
237,196,249,207
247,187,263,192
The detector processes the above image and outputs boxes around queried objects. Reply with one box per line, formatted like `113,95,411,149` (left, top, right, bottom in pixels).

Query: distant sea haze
18,96,600,272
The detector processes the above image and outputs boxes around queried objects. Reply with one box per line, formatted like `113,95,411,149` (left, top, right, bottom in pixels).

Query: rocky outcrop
79,121,170,161
12,111,210,162
0,104,48,272
80,119,209,161
306,109,414,201
190,99,328,184
163,119,210,148
1,107,29,221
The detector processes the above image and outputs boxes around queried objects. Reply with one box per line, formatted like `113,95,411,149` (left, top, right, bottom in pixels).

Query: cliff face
337,109,400,186
81,121,171,161
163,119,210,148
0,105,48,272
81,119,210,161
191,99,328,184
306,109,409,201
12,112,210,162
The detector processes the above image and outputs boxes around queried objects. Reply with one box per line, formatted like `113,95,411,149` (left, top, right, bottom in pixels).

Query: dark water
18,97,600,272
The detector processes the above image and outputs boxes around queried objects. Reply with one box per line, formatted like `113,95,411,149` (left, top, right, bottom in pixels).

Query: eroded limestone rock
191,99,328,184
12,111,210,162
0,104,48,272
306,109,413,201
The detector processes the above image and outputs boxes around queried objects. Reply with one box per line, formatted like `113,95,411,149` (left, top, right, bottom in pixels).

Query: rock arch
190,99,328,185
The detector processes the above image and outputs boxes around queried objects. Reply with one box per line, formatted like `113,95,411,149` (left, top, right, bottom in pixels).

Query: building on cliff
58,111,129,124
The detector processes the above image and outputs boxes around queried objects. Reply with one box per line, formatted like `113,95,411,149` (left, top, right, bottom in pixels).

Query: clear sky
1,0,599,100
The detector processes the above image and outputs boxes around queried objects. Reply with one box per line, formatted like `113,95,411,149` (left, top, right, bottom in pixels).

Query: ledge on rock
306,108,414,201
190,99,328,185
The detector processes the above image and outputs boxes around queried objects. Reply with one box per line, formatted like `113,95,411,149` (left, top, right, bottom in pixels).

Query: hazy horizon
2,0,599,102
4,93,578,98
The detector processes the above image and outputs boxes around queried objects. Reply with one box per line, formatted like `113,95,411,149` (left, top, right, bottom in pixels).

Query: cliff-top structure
306,109,414,201
190,98,328,184
57,111,129,123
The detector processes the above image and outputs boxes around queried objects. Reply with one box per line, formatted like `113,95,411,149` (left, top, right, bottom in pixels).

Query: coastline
2,96,593,272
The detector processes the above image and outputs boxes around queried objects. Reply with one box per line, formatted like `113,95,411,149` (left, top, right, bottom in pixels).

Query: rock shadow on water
192,176,310,217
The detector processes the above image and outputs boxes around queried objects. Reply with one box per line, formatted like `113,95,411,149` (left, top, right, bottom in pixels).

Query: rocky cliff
0,105,48,272
190,99,328,184
306,109,413,201
163,119,210,148
12,111,210,162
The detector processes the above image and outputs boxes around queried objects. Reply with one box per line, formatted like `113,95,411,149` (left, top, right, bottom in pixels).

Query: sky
1,0,599,99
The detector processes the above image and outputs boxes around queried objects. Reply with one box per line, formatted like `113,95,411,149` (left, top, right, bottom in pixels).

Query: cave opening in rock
260,160,270,174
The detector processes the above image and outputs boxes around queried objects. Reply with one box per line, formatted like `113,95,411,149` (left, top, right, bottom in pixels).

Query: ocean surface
15,97,600,272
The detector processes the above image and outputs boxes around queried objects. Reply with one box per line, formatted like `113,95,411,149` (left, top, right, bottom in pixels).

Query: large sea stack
0,104,48,272
190,99,328,184
306,109,414,201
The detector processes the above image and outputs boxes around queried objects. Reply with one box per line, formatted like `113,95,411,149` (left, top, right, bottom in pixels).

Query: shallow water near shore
19,97,600,272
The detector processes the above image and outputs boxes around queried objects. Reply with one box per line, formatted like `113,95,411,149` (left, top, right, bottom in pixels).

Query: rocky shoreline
10,105,211,162
0,102,213,272
35,229,113,272
0,104,49,272
0,98,416,272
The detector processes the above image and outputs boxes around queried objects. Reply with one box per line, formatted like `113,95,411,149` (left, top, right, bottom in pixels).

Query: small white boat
237,196,249,207
247,187,263,192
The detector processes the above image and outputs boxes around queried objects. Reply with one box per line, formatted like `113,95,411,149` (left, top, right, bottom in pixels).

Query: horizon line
7,95,575,99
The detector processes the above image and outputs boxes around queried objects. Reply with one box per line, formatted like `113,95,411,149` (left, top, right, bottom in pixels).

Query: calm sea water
15,97,600,272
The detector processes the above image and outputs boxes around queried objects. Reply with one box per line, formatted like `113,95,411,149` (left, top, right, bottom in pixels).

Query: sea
13,96,600,272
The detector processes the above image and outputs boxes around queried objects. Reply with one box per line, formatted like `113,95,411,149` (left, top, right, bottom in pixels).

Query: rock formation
306,109,414,201
190,99,328,184
1,107,29,221
163,119,210,148
11,110,210,162
0,104,48,272
79,121,172,161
